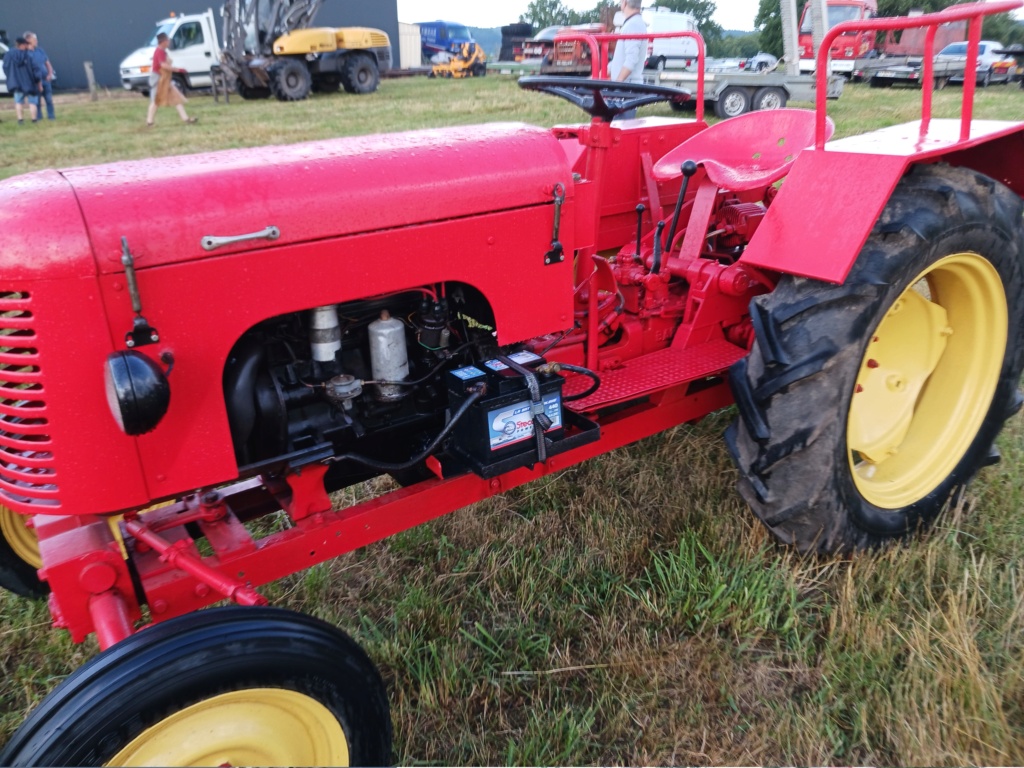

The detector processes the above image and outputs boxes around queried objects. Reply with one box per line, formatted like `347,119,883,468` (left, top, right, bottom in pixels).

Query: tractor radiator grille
368,32,389,49
0,291,59,511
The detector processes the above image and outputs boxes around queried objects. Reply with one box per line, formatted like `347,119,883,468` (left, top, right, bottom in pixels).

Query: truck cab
120,8,221,94
799,0,878,74
418,20,475,62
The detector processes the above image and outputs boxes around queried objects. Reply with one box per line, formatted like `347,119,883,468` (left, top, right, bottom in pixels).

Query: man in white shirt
609,0,647,84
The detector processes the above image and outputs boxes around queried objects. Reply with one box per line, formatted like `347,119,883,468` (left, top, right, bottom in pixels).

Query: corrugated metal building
0,1,399,90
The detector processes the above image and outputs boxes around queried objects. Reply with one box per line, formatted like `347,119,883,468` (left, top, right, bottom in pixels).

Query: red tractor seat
653,108,835,192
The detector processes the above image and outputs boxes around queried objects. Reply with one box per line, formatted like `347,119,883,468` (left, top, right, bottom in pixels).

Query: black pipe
652,221,666,275
559,363,601,402
634,204,646,265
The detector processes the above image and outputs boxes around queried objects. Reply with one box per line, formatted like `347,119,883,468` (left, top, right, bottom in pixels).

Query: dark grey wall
0,1,399,90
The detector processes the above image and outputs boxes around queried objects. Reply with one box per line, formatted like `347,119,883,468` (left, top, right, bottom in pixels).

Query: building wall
0,0,399,90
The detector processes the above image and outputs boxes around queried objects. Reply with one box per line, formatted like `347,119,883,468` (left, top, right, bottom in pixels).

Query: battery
447,351,564,475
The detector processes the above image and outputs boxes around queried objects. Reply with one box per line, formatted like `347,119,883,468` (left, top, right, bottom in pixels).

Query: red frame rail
554,31,706,122
815,0,1023,148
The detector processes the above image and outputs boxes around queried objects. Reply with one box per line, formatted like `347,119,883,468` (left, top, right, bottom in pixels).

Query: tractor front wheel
0,607,392,767
340,52,380,94
0,504,45,597
728,164,1024,553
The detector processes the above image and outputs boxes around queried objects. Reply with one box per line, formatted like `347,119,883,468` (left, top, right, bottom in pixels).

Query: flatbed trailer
866,56,966,88
653,68,845,118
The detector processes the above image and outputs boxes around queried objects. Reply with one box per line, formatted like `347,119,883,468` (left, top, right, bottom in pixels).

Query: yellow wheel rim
106,688,350,767
0,504,42,569
848,252,1007,509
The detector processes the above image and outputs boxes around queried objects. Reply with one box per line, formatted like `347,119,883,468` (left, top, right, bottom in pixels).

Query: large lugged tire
0,505,46,598
269,58,312,101
727,164,1024,553
0,607,392,766
340,52,380,94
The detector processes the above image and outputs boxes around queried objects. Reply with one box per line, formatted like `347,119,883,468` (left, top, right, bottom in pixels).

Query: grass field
2,77,1024,765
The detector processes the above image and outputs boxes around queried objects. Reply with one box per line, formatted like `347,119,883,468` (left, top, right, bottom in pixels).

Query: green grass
2,76,1024,765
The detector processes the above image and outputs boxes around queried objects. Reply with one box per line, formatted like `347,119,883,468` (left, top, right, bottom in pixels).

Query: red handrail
553,30,706,123
814,0,1023,148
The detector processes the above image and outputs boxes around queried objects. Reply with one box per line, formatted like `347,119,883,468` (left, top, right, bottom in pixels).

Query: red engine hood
59,122,572,274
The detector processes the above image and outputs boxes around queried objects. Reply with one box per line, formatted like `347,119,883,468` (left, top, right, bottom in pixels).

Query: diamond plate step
565,339,746,412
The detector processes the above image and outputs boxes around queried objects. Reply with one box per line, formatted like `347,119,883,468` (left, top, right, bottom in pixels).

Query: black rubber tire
981,67,992,88
0,506,46,598
753,86,787,111
171,74,189,96
727,164,1024,553
269,58,312,101
340,52,380,94
0,606,392,766
237,83,271,100
714,86,751,119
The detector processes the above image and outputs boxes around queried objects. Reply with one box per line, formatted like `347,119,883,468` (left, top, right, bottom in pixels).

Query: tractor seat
653,108,835,192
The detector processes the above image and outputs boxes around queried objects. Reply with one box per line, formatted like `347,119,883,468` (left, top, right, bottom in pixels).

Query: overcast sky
396,0,763,31
395,0,1023,32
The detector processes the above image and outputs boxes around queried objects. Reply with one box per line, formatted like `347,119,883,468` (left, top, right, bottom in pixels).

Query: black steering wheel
518,76,691,121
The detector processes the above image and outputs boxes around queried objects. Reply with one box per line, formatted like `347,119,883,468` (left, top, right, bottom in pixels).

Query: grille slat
0,290,59,511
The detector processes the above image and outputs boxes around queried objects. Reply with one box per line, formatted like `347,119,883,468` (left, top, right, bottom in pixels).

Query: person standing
2,37,43,124
145,32,198,127
608,0,648,119
24,32,55,120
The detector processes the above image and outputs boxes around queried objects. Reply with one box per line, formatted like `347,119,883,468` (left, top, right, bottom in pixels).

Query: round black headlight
104,351,171,436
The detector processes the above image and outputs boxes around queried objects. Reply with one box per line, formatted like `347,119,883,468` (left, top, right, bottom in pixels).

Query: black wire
559,364,601,402
365,341,475,386
330,385,485,472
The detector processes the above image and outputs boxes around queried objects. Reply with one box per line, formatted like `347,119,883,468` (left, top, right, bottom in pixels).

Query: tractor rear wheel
340,52,380,94
0,606,392,767
0,504,46,597
727,164,1024,553
269,58,312,101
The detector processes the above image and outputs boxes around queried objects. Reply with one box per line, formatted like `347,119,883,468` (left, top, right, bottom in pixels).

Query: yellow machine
430,42,488,79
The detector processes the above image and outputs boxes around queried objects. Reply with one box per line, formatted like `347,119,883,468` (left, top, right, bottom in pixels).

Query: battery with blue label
446,351,565,475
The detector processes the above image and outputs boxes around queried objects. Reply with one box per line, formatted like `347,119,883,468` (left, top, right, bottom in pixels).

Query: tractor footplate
565,339,746,412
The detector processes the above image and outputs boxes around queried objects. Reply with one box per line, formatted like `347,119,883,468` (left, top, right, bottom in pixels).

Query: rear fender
741,128,1024,285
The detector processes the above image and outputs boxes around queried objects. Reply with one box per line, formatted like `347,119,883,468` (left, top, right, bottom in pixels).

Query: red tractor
1,2,1022,764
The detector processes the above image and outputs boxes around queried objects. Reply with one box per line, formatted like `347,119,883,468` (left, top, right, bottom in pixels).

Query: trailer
865,56,965,88
654,67,845,118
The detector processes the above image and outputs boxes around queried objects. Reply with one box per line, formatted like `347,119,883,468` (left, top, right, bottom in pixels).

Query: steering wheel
518,76,690,122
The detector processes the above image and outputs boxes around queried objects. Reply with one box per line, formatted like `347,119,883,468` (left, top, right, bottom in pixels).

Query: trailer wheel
981,67,993,88
714,86,751,119
727,164,1024,553
269,58,312,101
0,505,45,598
0,607,392,767
340,52,380,94
753,86,787,111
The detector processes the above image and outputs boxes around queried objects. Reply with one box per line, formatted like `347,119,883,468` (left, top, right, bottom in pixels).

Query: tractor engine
225,287,502,485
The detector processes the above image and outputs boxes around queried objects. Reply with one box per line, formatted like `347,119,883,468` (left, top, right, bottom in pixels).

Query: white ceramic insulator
310,306,342,363
368,310,409,401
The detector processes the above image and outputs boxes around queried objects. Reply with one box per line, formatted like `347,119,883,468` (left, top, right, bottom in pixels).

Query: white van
120,9,221,94
0,41,8,95
642,7,699,71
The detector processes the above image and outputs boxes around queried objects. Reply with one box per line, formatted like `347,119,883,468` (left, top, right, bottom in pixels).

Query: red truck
0,2,1021,765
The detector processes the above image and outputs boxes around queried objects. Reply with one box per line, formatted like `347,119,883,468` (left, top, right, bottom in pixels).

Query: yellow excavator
430,42,488,79
220,0,392,100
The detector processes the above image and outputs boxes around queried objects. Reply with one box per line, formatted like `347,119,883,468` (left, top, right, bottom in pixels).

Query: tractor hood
58,122,573,275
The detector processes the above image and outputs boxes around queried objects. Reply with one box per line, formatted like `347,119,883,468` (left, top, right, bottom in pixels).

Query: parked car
742,51,779,72
418,20,475,62
642,7,699,71
938,40,1015,86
